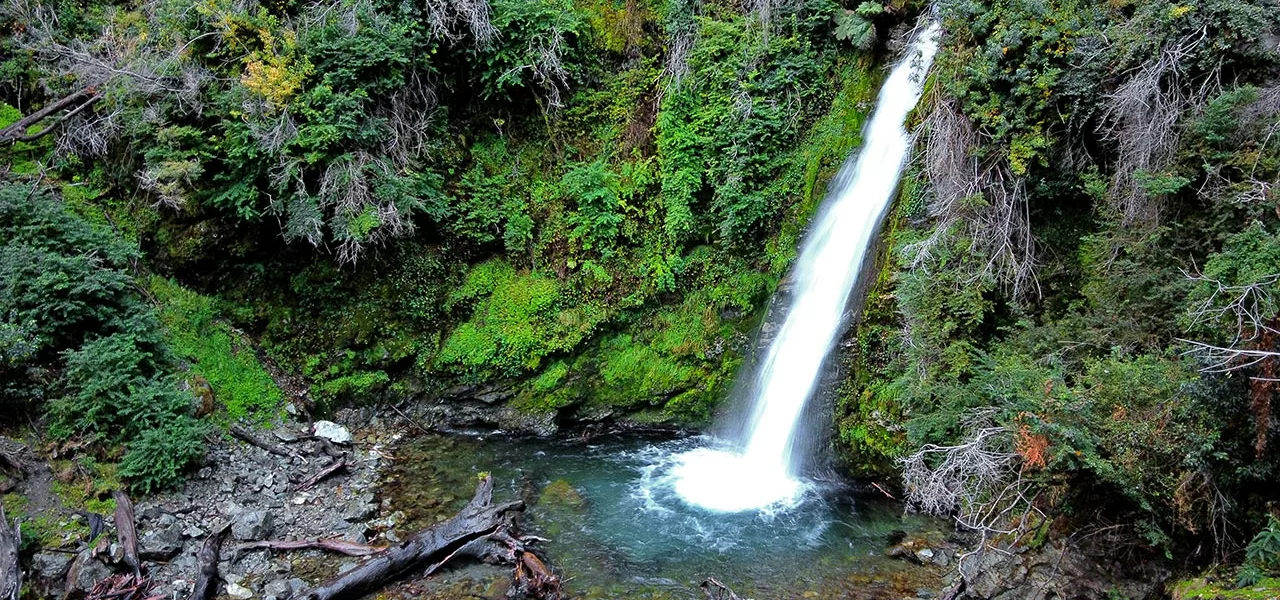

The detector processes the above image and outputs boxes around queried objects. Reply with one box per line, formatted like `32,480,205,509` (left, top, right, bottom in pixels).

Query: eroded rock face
955,539,1169,600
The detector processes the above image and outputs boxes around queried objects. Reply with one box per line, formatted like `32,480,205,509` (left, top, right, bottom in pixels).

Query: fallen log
293,458,349,492
0,505,21,600
229,425,296,459
234,538,388,557
112,491,142,577
187,525,230,600
296,476,523,600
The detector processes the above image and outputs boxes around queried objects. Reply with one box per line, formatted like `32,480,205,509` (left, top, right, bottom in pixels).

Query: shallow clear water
382,433,946,600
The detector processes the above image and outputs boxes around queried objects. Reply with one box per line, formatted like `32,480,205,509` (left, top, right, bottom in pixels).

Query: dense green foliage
3,0,1279,584
831,0,1280,575
0,187,205,492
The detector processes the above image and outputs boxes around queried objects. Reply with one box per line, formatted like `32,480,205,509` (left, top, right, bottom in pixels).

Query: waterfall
670,22,942,513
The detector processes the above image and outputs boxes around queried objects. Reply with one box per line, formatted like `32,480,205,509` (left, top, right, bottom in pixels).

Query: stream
381,432,948,600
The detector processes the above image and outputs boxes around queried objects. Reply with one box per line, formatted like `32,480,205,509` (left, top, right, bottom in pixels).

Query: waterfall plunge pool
380,432,948,600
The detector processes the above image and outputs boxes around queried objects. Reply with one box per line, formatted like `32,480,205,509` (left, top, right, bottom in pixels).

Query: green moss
150,277,285,423
437,260,607,378
1172,577,1280,599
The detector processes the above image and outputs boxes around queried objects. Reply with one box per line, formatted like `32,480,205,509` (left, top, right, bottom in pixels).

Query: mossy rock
538,480,586,511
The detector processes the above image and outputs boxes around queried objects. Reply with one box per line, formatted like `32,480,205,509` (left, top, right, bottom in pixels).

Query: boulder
31,552,72,596
311,421,352,445
232,510,275,541
69,550,114,594
140,521,184,560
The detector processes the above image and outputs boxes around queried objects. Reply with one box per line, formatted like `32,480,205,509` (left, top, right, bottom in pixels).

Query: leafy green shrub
1238,515,1280,587
0,185,205,490
119,417,209,494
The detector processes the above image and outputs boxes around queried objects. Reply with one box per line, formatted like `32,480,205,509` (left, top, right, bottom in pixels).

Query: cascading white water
670,23,942,513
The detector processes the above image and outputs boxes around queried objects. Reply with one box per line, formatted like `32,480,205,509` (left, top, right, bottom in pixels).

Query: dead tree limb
0,87,102,143
229,425,296,459
112,491,142,578
235,539,387,557
296,476,524,600
293,458,349,492
699,578,743,600
187,525,230,600
0,505,20,600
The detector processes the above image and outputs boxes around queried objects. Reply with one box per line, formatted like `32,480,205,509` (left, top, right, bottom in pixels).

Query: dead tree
909,96,1038,300
112,491,142,578
1100,30,1211,227
0,505,20,600
296,476,526,600
188,525,230,600
0,0,211,155
901,409,1043,565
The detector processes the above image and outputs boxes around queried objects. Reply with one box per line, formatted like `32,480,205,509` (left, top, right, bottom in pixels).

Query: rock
264,578,292,600
342,493,377,522
226,581,254,599
916,548,935,562
70,550,114,593
233,510,275,541
342,529,367,545
32,552,72,596
311,421,352,445
183,525,207,538
272,428,300,443
140,521,184,560
288,578,308,597
538,480,586,510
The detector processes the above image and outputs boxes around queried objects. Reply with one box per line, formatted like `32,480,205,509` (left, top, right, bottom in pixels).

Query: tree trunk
0,87,101,144
0,505,21,600
297,476,523,600
187,525,230,600
111,491,141,578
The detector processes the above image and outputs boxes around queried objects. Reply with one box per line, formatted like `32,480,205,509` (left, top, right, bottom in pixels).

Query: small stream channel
381,432,948,600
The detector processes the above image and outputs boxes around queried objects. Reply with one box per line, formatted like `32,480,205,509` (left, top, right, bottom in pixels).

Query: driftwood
112,491,142,577
296,476,524,600
0,505,20,600
235,538,388,557
700,578,743,600
229,425,297,459
293,458,349,492
187,525,230,600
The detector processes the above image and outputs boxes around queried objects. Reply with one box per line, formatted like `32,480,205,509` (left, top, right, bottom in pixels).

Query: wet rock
233,510,275,541
140,521,184,560
312,421,352,445
538,480,585,510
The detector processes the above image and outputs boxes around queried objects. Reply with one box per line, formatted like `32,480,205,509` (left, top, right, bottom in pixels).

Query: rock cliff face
945,539,1170,600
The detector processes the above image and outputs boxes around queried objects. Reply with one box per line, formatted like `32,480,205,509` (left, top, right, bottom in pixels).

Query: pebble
226,581,254,599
